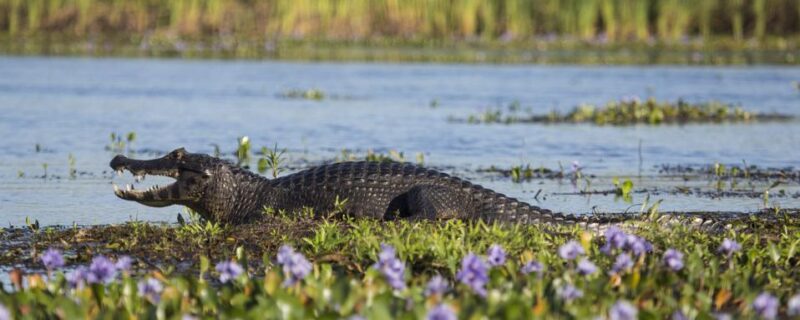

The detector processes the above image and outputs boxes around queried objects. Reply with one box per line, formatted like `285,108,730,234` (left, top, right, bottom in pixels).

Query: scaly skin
109,148,756,230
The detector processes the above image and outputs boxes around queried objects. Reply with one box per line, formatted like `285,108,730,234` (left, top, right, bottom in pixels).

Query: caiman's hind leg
384,186,466,220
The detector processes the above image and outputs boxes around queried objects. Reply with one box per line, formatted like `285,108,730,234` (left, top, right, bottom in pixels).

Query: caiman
109,148,749,229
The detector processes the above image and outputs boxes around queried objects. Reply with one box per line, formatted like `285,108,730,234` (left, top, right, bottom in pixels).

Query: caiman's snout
109,150,188,208
109,154,130,172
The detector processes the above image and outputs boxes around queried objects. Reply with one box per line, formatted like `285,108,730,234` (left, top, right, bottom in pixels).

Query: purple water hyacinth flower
137,278,163,303
719,238,742,256
87,256,117,284
672,311,688,320
0,303,10,320
277,245,312,286
788,293,800,316
426,304,457,320
116,256,133,273
557,284,583,302
601,227,628,254
558,240,585,260
424,275,449,297
373,244,406,290
67,266,89,288
663,249,684,271
215,261,244,284
609,300,638,320
486,244,506,267
520,260,544,276
713,313,732,320
277,245,294,265
624,234,652,256
41,248,65,270
571,161,581,173
612,253,634,274
456,253,489,297
752,292,779,320
576,258,597,276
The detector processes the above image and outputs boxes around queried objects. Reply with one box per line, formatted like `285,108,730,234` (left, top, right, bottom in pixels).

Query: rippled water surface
1,56,799,226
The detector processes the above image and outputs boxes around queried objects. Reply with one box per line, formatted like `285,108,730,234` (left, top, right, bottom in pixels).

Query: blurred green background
1,0,799,63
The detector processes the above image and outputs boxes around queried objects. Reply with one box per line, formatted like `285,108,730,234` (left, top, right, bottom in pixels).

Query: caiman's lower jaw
112,168,180,208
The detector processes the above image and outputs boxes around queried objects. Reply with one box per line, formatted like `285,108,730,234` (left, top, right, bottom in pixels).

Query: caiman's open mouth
110,154,185,207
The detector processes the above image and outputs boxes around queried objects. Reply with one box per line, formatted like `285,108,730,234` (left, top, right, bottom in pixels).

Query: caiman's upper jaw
110,155,183,207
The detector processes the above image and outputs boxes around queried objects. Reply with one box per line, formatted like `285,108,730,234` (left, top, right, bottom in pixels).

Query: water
1,56,799,226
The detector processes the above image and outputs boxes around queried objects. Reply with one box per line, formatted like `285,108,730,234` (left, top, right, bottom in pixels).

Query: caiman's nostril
109,155,128,170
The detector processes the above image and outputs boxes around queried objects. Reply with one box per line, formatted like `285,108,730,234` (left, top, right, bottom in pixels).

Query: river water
1,56,798,226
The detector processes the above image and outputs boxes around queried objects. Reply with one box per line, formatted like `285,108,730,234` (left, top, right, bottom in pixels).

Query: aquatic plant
279,89,325,101
457,98,792,126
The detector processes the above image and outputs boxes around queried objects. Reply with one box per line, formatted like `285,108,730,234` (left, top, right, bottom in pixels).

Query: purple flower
116,256,133,273
215,261,244,284
521,260,544,276
714,313,732,320
276,245,312,286
672,311,688,320
577,258,597,276
788,293,800,316
558,240,585,260
752,292,779,320
373,244,405,290
719,239,742,256
0,303,10,320
137,278,163,303
609,300,638,320
426,304,457,320
424,275,449,297
625,235,652,256
486,244,506,267
41,248,64,270
67,266,89,288
557,284,583,302
663,249,684,271
601,227,628,254
571,161,581,173
87,256,117,284
456,253,489,297
612,253,634,274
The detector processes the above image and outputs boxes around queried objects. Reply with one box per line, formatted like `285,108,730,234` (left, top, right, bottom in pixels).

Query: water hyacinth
0,303,9,320
424,275,449,297
752,292,779,320
373,244,406,290
719,238,742,256
116,256,133,273
625,234,652,256
456,253,489,297
786,293,800,316
576,258,597,276
215,261,244,284
672,311,688,320
520,260,544,276
558,240,585,260
609,300,638,320
87,256,117,284
789,294,800,316
276,245,312,286
557,284,583,302
137,278,163,303
601,226,628,254
41,248,64,270
486,244,506,267
426,304,457,320
663,249,684,271
67,266,89,288
611,253,634,274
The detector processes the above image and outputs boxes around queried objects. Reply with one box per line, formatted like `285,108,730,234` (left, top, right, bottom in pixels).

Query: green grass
1,210,799,318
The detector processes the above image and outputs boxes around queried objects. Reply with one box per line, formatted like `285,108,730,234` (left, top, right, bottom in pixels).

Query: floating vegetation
338,149,424,165
105,132,137,153
1,209,800,318
454,98,793,126
278,88,326,101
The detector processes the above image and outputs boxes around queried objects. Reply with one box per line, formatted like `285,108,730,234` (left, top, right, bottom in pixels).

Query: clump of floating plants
278,88,326,101
453,98,792,125
1,208,800,318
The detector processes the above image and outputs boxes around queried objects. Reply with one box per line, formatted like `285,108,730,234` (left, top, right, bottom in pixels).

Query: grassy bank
1,209,800,318
1,0,800,63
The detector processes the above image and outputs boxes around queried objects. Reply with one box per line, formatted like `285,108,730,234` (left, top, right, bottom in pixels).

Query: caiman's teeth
135,175,144,183
116,169,123,177
126,184,132,191
113,183,119,192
